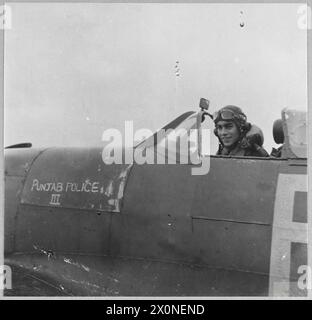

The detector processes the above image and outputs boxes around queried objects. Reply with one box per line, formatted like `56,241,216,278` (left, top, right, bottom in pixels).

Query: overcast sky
4,3,307,153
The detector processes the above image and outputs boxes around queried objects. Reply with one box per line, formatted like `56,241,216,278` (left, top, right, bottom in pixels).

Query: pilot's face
216,120,240,147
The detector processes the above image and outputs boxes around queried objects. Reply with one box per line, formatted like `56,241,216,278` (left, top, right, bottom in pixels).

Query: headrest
273,119,284,144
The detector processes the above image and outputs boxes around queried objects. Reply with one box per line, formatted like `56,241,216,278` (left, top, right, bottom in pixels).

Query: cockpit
136,98,307,162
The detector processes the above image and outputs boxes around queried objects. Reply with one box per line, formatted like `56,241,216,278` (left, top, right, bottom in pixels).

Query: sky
4,3,307,153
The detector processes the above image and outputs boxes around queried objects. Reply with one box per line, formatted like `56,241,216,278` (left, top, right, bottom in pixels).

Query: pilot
213,105,269,157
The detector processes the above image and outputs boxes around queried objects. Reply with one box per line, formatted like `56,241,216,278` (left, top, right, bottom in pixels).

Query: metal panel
5,148,44,177
110,164,198,261
4,176,23,253
191,219,272,274
5,253,269,296
15,205,111,254
188,157,280,275
191,157,280,224
111,157,280,277
282,109,307,158
20,147,132,213
4,148,45,253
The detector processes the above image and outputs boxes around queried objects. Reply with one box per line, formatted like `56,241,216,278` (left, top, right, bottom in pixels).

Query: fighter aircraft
4,99,308,296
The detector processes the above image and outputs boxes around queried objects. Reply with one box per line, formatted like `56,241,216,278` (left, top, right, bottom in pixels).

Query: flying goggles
213,110,246,123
